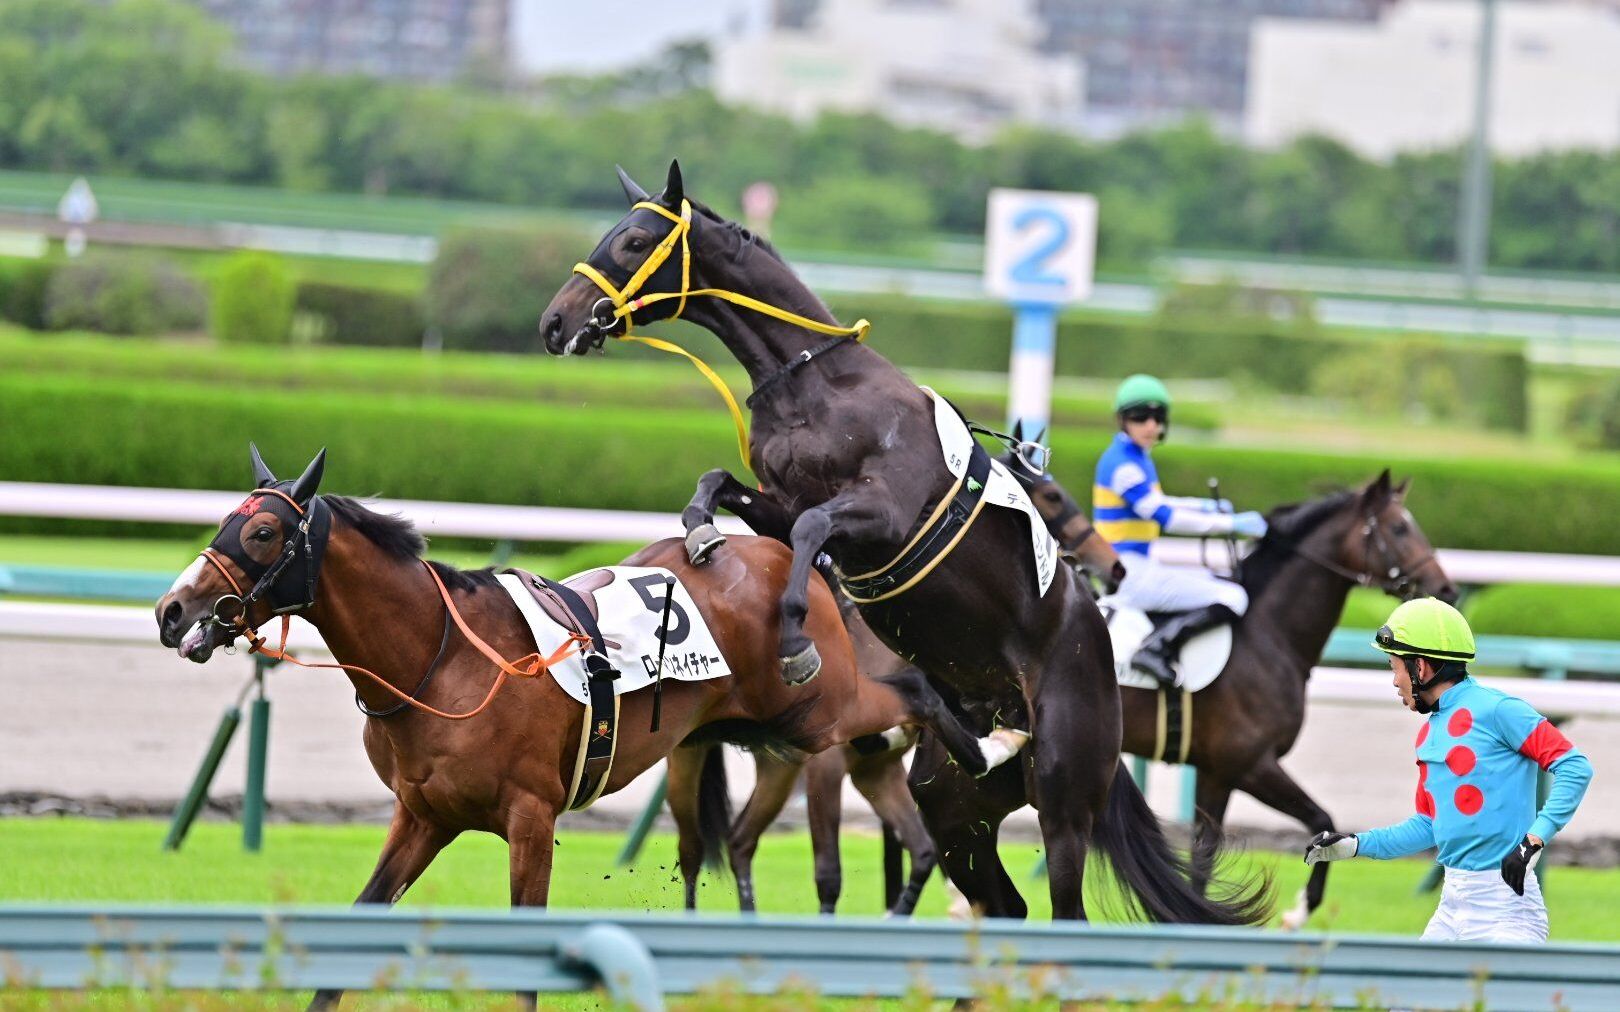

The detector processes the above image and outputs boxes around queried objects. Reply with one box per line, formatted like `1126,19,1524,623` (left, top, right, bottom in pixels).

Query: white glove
1201,498,1233,513
1232,511,1268,538
1304,831,1359,865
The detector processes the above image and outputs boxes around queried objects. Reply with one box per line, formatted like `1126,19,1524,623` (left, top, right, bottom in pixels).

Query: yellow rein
572,199,870,469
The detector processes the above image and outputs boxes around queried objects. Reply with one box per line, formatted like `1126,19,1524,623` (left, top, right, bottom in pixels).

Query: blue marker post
1007,300,1059,436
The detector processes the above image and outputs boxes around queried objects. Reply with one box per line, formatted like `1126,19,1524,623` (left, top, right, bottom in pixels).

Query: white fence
8,480,1620,587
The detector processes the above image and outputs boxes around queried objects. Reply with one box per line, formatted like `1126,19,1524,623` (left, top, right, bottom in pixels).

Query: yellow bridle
572,199,871,468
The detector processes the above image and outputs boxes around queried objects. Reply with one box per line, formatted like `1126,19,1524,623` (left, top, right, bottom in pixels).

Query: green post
162,706,241,851
616,770,669,866
1130,755,1148,789
242,663,271,852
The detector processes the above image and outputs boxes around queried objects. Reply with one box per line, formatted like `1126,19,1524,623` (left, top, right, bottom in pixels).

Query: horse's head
155,445,331,663
1270,469,1456,604
540,160,695,356
995,427,1126,595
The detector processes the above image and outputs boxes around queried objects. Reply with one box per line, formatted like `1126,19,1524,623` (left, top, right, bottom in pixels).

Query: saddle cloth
498,565,732,705
1097,596,1231,693
926,387,1060,598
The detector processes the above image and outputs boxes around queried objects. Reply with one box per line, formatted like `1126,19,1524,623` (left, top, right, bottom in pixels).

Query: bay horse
1019,467,1456,926
153,446,1025,1010
670,468,1127,917
538,161,1269,925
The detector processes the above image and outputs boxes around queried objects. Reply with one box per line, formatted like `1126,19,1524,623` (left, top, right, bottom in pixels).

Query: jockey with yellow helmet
1304,598,1592,942
1093,374,1267,687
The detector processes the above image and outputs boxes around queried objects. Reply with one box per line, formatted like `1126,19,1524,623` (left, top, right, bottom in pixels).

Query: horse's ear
1035,426,1048,445
615,164,648,206
1394,476,1411,497
290,448,326,505
1361,468,1393,508
249,442,277,489
663,158,684,206
1011,420,1024,441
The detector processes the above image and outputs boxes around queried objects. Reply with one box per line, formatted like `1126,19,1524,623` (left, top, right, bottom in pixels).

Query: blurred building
192,0,508,82
1248,0,1620,157
712,0,1083,142
1031,0,1389,137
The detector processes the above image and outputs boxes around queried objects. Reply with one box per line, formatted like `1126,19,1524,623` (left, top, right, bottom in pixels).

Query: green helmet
1114,374,1173,413
1374,597,1476,663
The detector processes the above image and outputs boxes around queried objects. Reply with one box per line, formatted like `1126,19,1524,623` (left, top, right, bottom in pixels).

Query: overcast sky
510,0,769,76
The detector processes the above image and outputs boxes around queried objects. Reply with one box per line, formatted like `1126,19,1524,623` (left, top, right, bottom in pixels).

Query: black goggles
1121,405,1168,424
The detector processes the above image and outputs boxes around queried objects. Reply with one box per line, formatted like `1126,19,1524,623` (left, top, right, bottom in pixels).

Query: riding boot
1130,604,1238,689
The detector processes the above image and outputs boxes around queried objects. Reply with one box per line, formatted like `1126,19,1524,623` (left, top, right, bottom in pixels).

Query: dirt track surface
4,637,1617,849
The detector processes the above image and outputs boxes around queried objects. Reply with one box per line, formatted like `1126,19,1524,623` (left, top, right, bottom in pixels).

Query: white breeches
1114,552,1250,617
1422,866,1549,944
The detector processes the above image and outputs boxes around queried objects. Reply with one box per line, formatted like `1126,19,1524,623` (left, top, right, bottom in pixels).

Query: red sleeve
1519,719,1573,770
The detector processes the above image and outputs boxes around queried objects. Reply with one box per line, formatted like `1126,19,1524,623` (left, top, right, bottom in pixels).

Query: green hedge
1462,584,1620,642
1,371,1614,555
211,252,294,345
824,296,1529,431
0,258,54,329
0,329,1216,432
295,281,424,348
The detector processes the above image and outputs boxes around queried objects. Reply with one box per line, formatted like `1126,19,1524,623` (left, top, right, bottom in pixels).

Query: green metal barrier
5,904,1619,1009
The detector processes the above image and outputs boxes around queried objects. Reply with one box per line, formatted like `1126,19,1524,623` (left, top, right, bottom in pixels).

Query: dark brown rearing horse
1021,467,1456,926
538,161,1269,925
669,462,1127,917
153,447,1022,1010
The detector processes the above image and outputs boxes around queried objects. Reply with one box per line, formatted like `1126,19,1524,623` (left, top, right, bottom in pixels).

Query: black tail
1093,763,1272,925
695,745,732,873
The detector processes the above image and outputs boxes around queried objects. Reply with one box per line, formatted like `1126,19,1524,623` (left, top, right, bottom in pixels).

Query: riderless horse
154,446,1024,1009
670,454,1127,917
538,161,1269,924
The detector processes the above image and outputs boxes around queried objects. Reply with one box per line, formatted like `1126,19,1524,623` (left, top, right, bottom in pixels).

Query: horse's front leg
778,486,904,684
681,468,794,563
508,792,563,1011
307,804,455,1011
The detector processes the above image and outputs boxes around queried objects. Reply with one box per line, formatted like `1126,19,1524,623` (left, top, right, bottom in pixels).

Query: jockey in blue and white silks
1305,599,1592,942
1093,375,1267,686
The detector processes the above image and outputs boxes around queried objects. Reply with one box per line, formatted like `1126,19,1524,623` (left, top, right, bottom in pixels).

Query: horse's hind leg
876,667,1026,778
1237,755,1336,929
307,804,455,1011
1189,773,1235,898
727,752,804,913
804,747,852,914
850,748,937,917
909,733,1028,920
666,745,716,910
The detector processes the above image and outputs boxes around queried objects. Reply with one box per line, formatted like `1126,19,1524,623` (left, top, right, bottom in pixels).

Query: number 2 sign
983,189,1097,306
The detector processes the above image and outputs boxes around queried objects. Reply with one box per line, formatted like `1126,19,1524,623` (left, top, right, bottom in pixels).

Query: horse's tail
696,745,732,873
1093,762,1272,925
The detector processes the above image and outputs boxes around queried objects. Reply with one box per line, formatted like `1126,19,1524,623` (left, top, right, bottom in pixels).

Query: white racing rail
6,480,1620,587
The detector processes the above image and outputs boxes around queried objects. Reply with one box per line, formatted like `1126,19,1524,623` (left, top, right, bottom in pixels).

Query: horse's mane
1237,489,1357,595
688,198,788,267
322,494,500,593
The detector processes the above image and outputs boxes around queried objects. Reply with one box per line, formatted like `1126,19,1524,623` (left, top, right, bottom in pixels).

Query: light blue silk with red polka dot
1355,677,1593,871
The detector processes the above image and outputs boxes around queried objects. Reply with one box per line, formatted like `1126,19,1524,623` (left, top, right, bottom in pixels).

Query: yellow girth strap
570,199,871,470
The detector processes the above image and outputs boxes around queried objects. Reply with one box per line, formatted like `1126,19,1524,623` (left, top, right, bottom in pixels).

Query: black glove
1303,830,1358,865
1500,835,1544,896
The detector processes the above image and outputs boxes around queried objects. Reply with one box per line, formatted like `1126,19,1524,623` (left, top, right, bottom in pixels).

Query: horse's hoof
1279,888,1310,931
780,643,821,685
976,727,1031,775
944,881,975,922
685,523,726,565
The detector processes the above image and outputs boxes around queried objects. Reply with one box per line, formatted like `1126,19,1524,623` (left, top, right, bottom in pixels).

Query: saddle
508,567,621,812
1098,599,1233,765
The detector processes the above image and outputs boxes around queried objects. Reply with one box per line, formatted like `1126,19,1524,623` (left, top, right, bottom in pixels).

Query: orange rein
231,560,589,721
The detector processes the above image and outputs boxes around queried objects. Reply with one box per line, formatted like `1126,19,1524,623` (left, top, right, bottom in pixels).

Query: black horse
1020,467,1456,926
538,161,1269,924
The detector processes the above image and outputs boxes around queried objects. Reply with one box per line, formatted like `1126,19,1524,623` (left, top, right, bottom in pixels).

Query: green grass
4,818,1617,938
1,818,1616,1010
